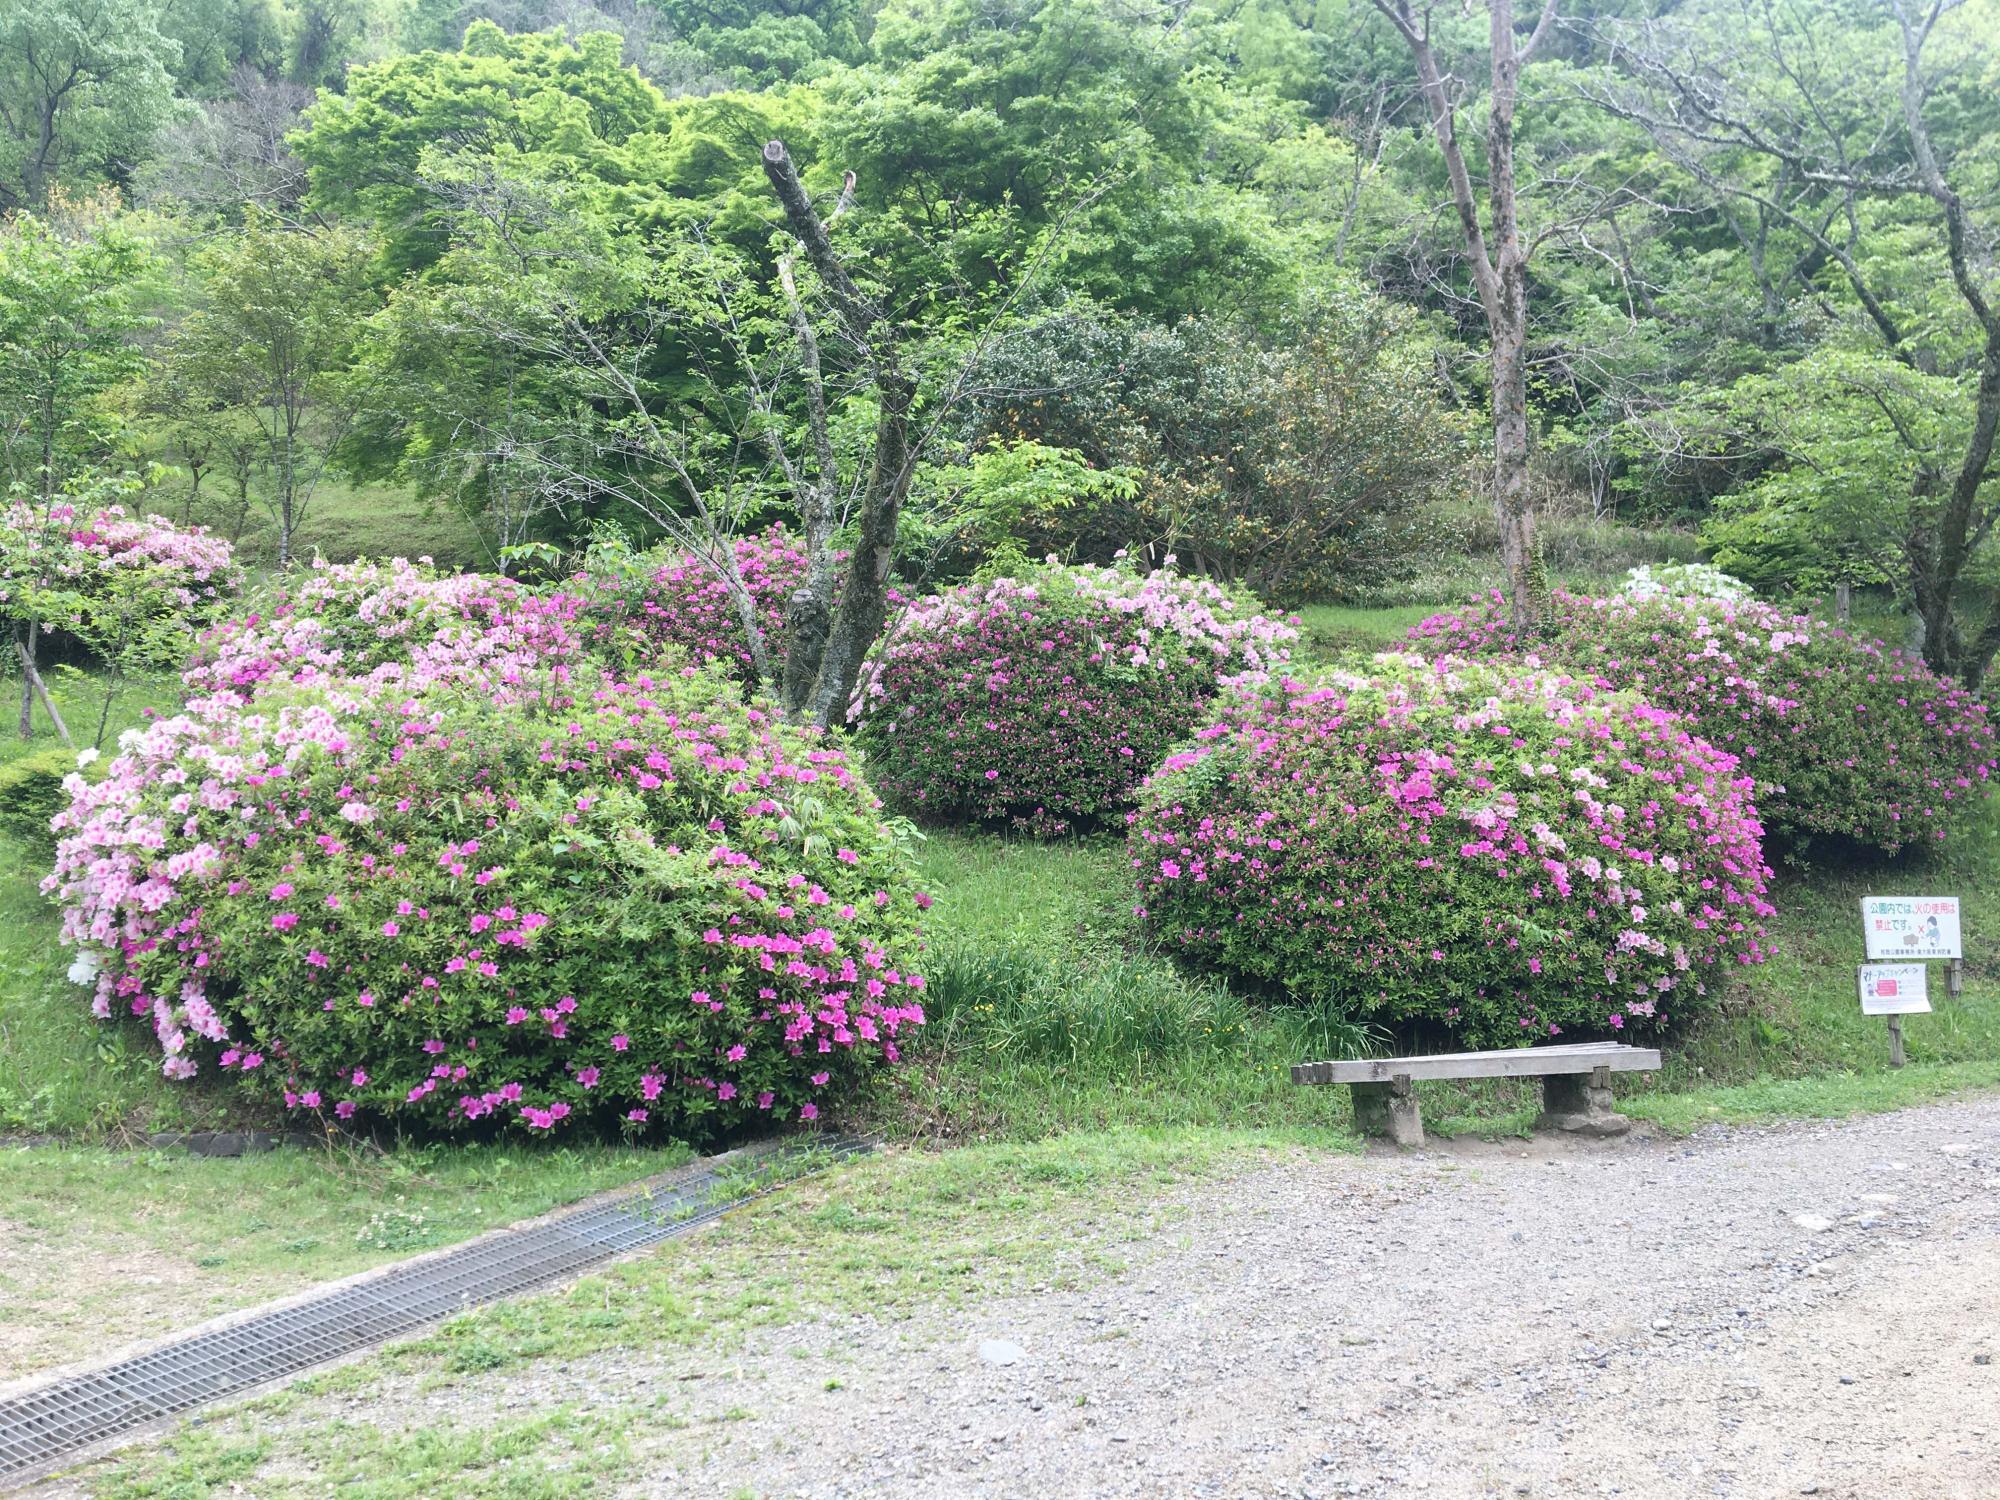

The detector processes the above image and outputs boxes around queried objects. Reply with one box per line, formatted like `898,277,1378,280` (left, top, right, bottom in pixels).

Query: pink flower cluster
852,561,1297,832
577,527,818,686
184,556,587,702
1,502,240,612
1408,590,1996,854
48,563,929,1136
1128,656,1775,1047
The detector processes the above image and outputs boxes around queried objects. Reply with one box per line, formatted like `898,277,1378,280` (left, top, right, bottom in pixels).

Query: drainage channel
0,1135,868,1489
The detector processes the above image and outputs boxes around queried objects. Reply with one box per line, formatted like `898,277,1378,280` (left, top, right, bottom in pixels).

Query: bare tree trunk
277,446,294,567
808,371,916,727
1600,2,2000,687
1333,83,1387,269
15,623,33,739
1492,329,1539,621
1374,0,1557,631
761,141,919,728
1893,3,2000,686
14,635,70,748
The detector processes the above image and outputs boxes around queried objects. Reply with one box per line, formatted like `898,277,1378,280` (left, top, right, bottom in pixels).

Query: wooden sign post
1857,963,1929,1067
1857,897,1961,1069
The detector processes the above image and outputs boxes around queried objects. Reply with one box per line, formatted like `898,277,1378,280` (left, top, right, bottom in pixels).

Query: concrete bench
1291,1041,1662,1146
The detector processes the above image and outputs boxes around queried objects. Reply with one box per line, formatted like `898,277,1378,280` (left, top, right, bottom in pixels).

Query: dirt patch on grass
0,1213,233,1376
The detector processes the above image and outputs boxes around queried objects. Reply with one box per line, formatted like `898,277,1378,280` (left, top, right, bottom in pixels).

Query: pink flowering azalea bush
184,556,587,702
0,500,239,610
34,503,240,607
1,498,241,666
852,562,1298,833
1128,657,1775,1048
47,662,928,1136
574,526,813,687
1407,591,1996,854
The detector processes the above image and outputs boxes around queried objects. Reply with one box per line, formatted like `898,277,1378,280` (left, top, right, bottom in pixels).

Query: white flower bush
1621,562,1753,604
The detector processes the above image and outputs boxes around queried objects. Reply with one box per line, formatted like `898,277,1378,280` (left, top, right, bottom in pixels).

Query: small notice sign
1860,896,1962,960
1858,963,1931,1016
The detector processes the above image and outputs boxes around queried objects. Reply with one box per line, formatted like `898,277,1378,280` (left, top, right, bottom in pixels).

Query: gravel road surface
24,1098,1999,1499
625,1099,1999,1499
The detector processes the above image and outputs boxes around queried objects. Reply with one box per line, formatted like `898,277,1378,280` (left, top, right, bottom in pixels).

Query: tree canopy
0,0,1996,682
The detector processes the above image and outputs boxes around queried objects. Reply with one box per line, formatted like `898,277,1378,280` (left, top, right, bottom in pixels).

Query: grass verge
67,1129,1330,1498
0,1138,697,1377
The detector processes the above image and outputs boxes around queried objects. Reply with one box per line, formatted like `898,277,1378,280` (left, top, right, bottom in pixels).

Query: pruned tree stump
1536,1064,1630,1137
1350,1075,1424,1147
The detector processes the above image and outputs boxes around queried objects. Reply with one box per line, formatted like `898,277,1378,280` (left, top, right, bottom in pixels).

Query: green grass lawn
894,798,2000,1146
179,475,492,574
1293,600,1445,658
0,1138,697,1376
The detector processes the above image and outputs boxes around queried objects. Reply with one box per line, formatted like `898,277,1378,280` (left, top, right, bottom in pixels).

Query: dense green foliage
0,0,1989,654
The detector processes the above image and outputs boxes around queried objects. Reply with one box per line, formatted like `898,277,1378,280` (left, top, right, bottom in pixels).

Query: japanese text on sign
1859,896,1962,960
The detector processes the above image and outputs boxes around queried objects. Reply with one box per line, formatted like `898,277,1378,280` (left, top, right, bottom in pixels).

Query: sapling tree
0,200,148,736
160,212,376,566
413,140,1064,726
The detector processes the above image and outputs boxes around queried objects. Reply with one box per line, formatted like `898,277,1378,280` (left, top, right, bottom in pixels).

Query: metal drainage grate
0,1136,867,1487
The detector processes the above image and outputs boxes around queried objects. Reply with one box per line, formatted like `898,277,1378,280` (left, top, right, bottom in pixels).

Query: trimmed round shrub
575,526,811,687
47,668,928,1135
185,556,588,701
1128,657,1774,1047
851,562,1297,833
1407,590,1996,854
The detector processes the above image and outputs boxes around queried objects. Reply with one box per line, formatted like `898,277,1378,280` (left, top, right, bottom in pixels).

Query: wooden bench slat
1291,1042,1662,1086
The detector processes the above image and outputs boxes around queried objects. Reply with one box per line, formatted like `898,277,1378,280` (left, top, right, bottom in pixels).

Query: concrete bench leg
1538,1064,1630,1137
1350,1075,1423,1147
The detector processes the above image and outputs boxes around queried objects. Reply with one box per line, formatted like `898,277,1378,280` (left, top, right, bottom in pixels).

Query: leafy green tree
285,0,404,87
161,212,376,564
297,21,680,272
971,286,1465,600
1600,0,2000,683
817,0,1292,319
1686,349,1959,597
899,439,1139,582
157,0,286,94
0,199,150,734
0,0,182,209
652,0,866,82
0,197,149,501
343,272,572,557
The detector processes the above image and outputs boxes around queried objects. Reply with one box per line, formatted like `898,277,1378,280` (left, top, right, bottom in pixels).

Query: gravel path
621,1099,1999,1499
28,1099,1999,1498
